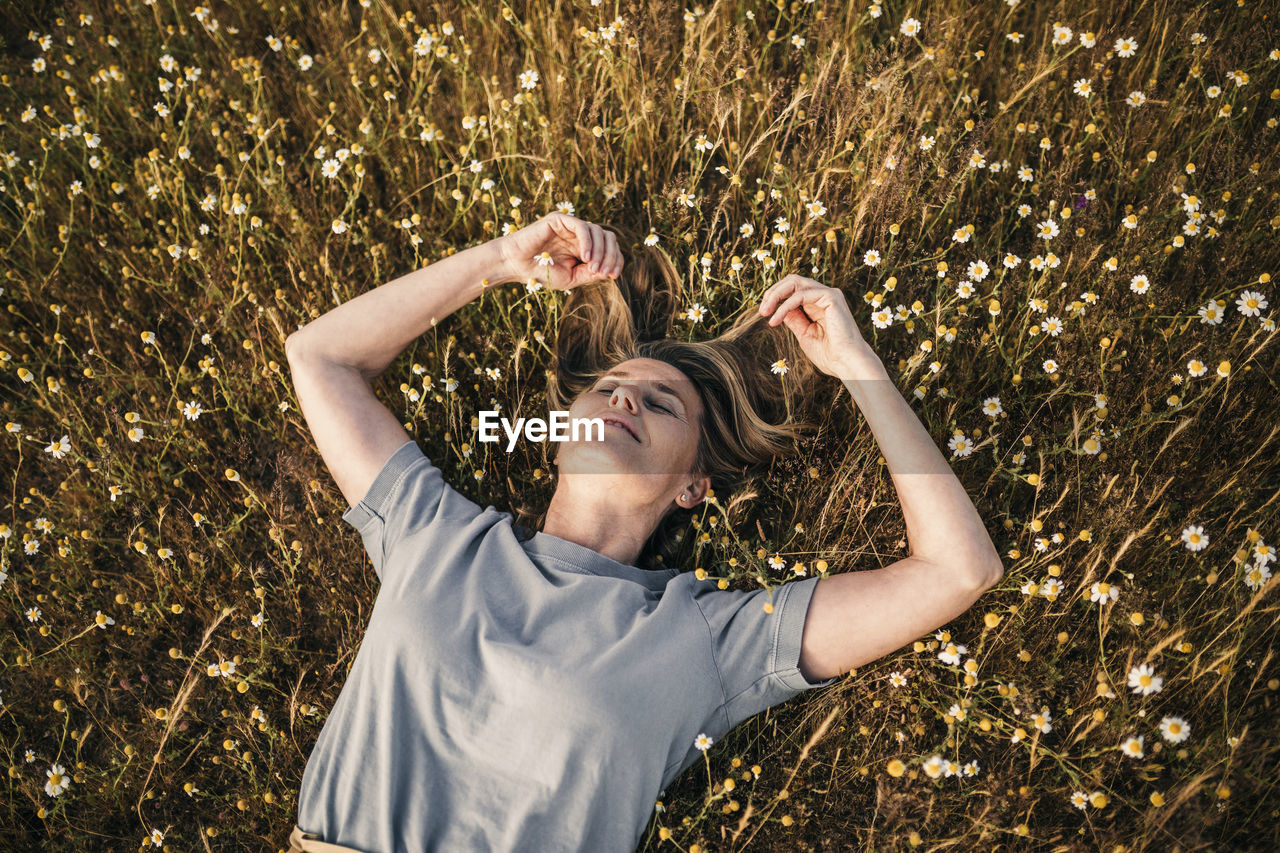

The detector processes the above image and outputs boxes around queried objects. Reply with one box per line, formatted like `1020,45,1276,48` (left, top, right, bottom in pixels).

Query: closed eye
596,386,674,415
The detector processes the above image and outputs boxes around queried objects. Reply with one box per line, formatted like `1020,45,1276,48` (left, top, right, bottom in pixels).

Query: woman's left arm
758,275,1003,681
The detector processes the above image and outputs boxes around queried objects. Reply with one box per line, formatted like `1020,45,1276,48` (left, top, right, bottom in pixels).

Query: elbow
970,553,1004,590
284,332,313,362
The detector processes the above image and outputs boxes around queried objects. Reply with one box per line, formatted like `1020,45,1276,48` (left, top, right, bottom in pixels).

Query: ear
680,474,711,508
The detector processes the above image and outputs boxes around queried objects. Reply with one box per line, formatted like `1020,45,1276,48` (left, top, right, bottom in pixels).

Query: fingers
759,274,804,316
554,214,622,277
602,229,620,277
573,218,595,265
768,290,810,326
760,274,828,317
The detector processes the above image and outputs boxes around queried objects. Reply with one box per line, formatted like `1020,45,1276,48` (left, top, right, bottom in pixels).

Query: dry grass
2,0,1279,850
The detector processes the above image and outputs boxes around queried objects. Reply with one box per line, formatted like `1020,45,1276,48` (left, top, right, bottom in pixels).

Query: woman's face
555,357,705,490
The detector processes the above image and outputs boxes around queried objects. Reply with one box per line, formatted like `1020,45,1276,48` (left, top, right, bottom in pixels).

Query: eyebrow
598,370,689,415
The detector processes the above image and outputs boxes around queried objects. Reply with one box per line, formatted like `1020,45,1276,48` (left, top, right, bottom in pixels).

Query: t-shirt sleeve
339,439,484,587
692,575,839,731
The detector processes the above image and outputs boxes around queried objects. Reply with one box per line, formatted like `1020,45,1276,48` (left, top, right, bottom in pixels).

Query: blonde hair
514,223,826,571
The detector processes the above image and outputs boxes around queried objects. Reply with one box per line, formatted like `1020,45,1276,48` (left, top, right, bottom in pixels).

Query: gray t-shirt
297,439,836,852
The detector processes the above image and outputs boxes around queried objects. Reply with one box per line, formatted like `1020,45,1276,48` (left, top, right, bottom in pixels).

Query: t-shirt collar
525,531,678,591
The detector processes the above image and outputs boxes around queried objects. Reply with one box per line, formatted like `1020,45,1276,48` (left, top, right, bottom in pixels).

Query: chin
556,447,672,486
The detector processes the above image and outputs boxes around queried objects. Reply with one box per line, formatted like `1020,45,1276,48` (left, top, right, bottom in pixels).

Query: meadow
2,0,1279,850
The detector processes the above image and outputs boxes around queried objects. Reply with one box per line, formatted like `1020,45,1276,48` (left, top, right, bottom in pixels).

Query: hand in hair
758,274,872,379
498,212,623,291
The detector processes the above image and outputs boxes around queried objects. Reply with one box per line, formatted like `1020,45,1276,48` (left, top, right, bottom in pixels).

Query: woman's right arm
285,237,516,380
284,237,520,509
284,215,623,511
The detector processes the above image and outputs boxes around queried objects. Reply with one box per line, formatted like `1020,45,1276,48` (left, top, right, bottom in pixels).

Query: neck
539,478,667,568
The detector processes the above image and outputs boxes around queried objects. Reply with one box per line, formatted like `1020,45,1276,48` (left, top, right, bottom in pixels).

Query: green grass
1,0,1279,850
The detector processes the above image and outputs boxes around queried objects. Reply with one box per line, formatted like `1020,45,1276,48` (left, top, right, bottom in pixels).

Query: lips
601,415,640,443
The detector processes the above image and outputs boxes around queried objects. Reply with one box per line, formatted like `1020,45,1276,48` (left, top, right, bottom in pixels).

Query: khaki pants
288,825,366,853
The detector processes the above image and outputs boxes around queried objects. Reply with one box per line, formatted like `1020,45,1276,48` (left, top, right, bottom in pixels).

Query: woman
283,213,1003,852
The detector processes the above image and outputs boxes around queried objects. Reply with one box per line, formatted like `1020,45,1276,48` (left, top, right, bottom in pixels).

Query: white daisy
45,763,71,796
1181,524,1209,552
1159,716,1191,744
1127,663,1164,696
1120,735,1145,759
948,433,974,457
1089,580,1119,604
1235,290,1267,317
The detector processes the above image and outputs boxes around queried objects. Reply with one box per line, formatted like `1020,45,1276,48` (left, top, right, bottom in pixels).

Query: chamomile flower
45,763,71,797
1089,580,1119,604
1181,524,1209,551
1114,37,1138,57
45,435,71,459
1235,290,1267,317
1198,301,1224,325
938,642,967,666
1120,735,1145,759
1159,716,1191,744
1127,663,1164,696
948,433,974,457
1243,563,1272,590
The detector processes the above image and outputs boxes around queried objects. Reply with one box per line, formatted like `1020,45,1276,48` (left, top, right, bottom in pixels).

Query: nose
609,384,640,415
